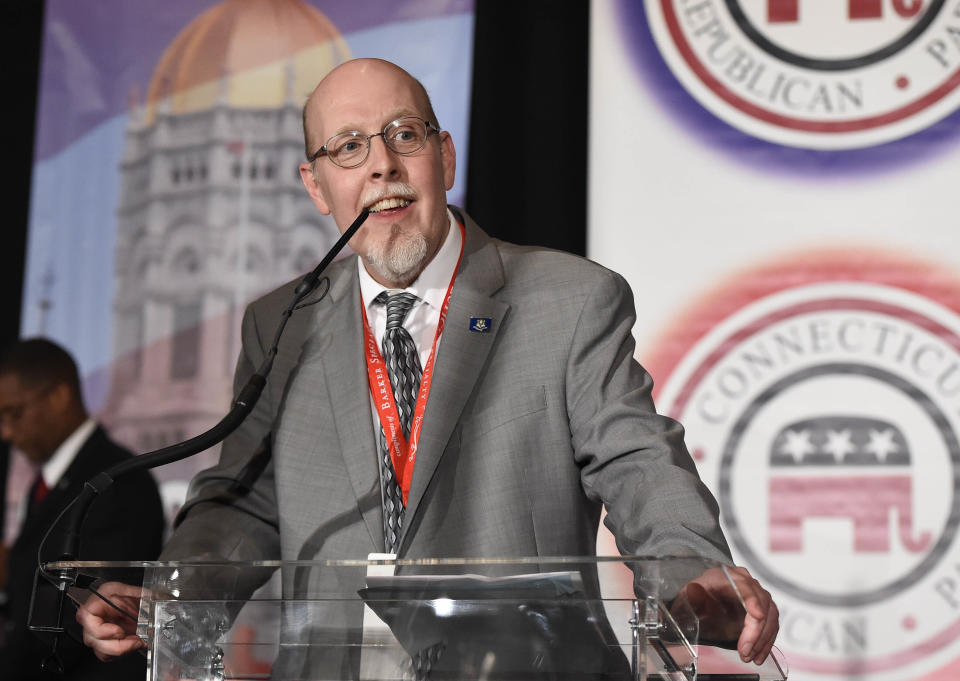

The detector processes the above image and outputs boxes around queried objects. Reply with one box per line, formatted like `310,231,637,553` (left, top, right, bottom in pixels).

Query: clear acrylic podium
40,556,787,680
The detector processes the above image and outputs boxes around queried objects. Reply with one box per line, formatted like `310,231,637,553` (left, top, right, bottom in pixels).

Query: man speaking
80,58,778,669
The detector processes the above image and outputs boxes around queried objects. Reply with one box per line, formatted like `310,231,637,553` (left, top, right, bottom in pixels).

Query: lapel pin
469,317,492,333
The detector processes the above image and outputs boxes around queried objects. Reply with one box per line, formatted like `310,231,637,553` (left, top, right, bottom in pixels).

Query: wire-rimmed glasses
308,116,440,169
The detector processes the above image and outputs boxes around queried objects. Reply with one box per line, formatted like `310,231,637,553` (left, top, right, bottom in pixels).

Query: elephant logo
767,416,932,554
651,271,960,678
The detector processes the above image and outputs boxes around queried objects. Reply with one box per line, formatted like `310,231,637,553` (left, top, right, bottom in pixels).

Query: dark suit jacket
1,425,165,681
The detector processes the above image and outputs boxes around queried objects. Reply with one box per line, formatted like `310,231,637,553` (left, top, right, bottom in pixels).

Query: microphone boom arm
50,209,370,569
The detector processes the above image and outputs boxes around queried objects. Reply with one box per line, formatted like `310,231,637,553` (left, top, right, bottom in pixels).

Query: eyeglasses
308,116,440,169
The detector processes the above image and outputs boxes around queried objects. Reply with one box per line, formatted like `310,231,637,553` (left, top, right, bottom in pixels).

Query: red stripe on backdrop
642,248,960,401
659,0,960,133
665,296,960,419
783,612,960,673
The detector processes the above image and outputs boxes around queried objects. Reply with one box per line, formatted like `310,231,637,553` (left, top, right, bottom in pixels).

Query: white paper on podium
358,570,635,678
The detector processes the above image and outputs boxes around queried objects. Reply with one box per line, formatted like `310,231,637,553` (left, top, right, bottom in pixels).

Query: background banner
591,1,960,679
9,0,474,540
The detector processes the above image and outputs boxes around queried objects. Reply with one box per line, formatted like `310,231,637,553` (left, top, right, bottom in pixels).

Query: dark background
1,0,588,503
4,1,42,357
2,1,46,508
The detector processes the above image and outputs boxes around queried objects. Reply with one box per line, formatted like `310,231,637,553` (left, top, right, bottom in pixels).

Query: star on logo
823,429,855,461
780,429,815,462
865,428,899,462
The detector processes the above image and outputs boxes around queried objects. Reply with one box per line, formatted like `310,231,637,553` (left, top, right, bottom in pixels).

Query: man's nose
367,135,401,179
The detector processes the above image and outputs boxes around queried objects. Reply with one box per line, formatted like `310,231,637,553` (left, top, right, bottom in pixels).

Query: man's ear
47,382,73,413
439,132,456,191
299,162,331,214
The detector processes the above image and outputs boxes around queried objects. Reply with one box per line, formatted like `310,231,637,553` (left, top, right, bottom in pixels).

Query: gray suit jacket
163,207,729,575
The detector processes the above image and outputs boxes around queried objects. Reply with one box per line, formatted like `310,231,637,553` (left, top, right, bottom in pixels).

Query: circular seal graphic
656,275,960,678
642,0,960,149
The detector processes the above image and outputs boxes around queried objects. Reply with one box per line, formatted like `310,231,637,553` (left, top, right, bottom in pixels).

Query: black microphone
32,209,369,674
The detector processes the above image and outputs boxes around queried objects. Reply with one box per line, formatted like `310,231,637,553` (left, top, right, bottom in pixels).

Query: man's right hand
76,581,147,661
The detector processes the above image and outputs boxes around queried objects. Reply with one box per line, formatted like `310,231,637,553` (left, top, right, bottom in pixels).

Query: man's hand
679,565,779,665
76,581,147,662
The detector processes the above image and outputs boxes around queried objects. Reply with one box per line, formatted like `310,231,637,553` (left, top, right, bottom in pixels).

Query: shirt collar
41,418,97,487
358,208,461,312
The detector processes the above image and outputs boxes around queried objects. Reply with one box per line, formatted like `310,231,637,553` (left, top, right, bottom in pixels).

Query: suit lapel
400,217,509,547
16,427,108,551
298,261,384,551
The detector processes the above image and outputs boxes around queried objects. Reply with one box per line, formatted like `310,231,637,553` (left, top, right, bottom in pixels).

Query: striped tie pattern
375,290,422,553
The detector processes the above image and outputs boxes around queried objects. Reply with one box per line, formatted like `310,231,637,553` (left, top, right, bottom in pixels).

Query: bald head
296,57,457,288
302,58,439,159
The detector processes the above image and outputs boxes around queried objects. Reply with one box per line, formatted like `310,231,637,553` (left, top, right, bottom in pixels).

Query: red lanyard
360,222,465,504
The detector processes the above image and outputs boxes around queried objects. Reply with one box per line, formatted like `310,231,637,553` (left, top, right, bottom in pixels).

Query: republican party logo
651,257,960,680
642,0,960,149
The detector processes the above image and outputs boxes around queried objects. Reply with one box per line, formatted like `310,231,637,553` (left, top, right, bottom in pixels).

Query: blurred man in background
0,337,164,680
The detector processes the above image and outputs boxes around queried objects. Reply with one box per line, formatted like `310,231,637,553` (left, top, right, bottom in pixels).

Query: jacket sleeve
566,269,732,565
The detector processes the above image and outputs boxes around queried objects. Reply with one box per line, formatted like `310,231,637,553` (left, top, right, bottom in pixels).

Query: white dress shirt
41,417,98,489
358,210,462,452
358,209,462,368
15,418,97,529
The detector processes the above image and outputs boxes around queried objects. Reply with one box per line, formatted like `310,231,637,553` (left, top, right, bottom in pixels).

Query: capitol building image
102,0,350,483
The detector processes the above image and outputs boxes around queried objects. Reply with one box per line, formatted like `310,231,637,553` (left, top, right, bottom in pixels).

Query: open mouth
367,197,412,213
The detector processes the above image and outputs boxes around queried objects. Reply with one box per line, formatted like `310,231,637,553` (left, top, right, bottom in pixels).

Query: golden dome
144,0,349,121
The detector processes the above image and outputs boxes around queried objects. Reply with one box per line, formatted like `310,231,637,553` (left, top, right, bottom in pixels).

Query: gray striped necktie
375,290,422,553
